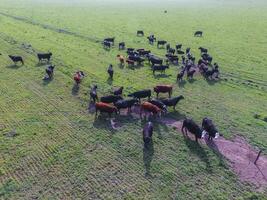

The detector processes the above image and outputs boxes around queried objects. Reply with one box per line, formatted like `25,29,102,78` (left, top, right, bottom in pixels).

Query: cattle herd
3,30,220,148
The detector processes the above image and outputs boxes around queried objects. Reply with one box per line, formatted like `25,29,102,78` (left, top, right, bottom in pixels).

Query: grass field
0,0,267,199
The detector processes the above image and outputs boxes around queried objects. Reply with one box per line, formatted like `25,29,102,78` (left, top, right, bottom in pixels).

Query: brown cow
154,85,173,98
95,102,118,118
140,102,161,119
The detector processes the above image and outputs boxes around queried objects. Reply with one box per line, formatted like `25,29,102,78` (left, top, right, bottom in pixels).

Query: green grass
0,0,267,199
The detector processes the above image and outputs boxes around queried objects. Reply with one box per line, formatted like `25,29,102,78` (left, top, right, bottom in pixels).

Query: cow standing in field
202,117,220,140
182,118,203,142
117,55,125,66
194,31,203,37
100,95,123,104
104,37,115,45
157,40,167,48
137,30,144,36
161,95,184,110
113,87,124,96
44,65,55,80
119,42,125,50
37,52,52,63
199,47,208,54
90,85,98,103
147,35,156,45
154,85,173,98
8,55,24,65
152,65,169,75
143,122,154,146
74,71,85,85
107,64,114,79
103,41,111,49
114,98,138,113
140,102,162,119
176,44,182,50
177,69,185,82
148,99,167,113
148,55,163,66
95,102,118,118
128,89,151,102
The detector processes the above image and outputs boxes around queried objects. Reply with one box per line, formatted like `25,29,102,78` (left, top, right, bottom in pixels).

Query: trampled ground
0,0,267,199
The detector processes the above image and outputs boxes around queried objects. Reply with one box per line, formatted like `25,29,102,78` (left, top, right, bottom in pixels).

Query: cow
74,71,85,85
37,52,52,63
199,63,209,75
168,48,176,55
157,40,167,48
154,85,172,98
176,44,182,50
148,99,167,113
107,64,114,79
104,37,115,45
186,48,191,54
166,54,178,64
119,42,125,50
117,55,125,65
161,95,184,110
187,69,196,80
143,122,154,146
113,86,124,96
182,118,203,142
138,50,151,57
202,53,213,63
103,40,111,49
199,47,208,54
194,31,203,37
8,55,24,65
44,65,55,79
148,55,163,65
202,117,219,140
100,95,123,104
95,102,118,118
152,65,169,74
140,102,162,119
128,89,151,102
177,50,185,55
128,55,145,65
114,98,138,113
127,48,135,54
126,59,135,67
147,35,156,44
137,30,144,36
177,70,185,82
90,85,98,103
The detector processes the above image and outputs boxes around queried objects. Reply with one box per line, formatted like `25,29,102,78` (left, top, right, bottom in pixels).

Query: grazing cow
161,95,184,110
100,95,123,104
147,35,156,44
148,99,167,113
199,63,209,74
138,50,151,57
204,68,219,79
177,70,185,82
137,30,144,36
177,50,185,55
103,41,111,49
186,48,191,54
95,102,118,118
152,65,169,74
90,85,98,103
182,118,203,142
187,69,196,80
107,64,114,79
176,44,182,50
37,52,52,63
182,56,186,65
202,53,213,63
113,86,124,96
8,55,24,65
140,102,162,118
199,47,208,54
119,42,125,50
74,71,85,85
128,55,145,65
128,89,151,102
148,55,163,65
166,44,170,51
202,117,219,140
168,48,176,55
126,59,135,66
157,40,167,48
143,122,154,146
117,55,125,65
166,54,178,64
104,37,115,45
114,98,138,113
194,31,203,37
154,85,172,98
44,65,55,79
127,48,135,54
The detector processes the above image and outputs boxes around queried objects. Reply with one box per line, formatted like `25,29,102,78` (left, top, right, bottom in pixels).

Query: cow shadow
106,77,113,85
183,137,212,172
205,78,221,86
6,64,24,69
143,141,154,177
177,80,186,88
188,78,196,84
35,62,47,67
42,77,53,85
118,63,125,69
88,102,96,114
93,115,116,134
153,74,171,79
71,84,79,96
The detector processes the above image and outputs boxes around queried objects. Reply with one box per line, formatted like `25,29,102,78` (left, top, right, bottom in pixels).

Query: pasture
0,0,267,199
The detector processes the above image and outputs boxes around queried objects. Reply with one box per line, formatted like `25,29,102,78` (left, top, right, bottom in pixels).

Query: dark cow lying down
37,52,52,62
202,117,219,140
8,55,24,65
100,95,123,104
143,122,153,146
154,85,172,98
162,95,184,110
182,118,204,142
95,102,118,118
128,89,151,101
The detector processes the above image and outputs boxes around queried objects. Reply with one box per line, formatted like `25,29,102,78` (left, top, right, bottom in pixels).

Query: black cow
90,85,98,103
157,40,167,48
161,95,184,110
138,50,151,57
199,47,208,54
187,69,196,80
147,35,156,44
137,30,144,36
8,55,24,65
182,118,203,142
103,41,111,49
152,65,169,74
128,89,151,102
45,65,55,79
37,52,52,63
168,48,175,55
177,50,185,55
114,98,138,113
100,95,123,104
202,117,219,140
143,122,153,146
113,87,124,96
177,70,185,82
166,54,178,64
128,55,145,65
119,42,125,50
194,31,203,37
186,48,191,54
104,37,115,45
176,44,182,50
148,99,167,113
202,53,213,63
148,55,163,65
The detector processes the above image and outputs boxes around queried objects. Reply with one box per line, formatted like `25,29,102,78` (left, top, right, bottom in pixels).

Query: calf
194,31,203,37
202,117,219,140
74,71,85,85
152,65,169,74
182,119,203,142
117,55,125,65
8,55,24,65
148,99,167,113
154,85,172,98
114,98,138,113
157,40,167,48
143,122,153,146
90,85,98,103
140,102,162,118
128,89,151,102
100,95,123,104
37,52,52,63
137,30,144,36
95,102,118,118
113,86,124,96
162,95,184,110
